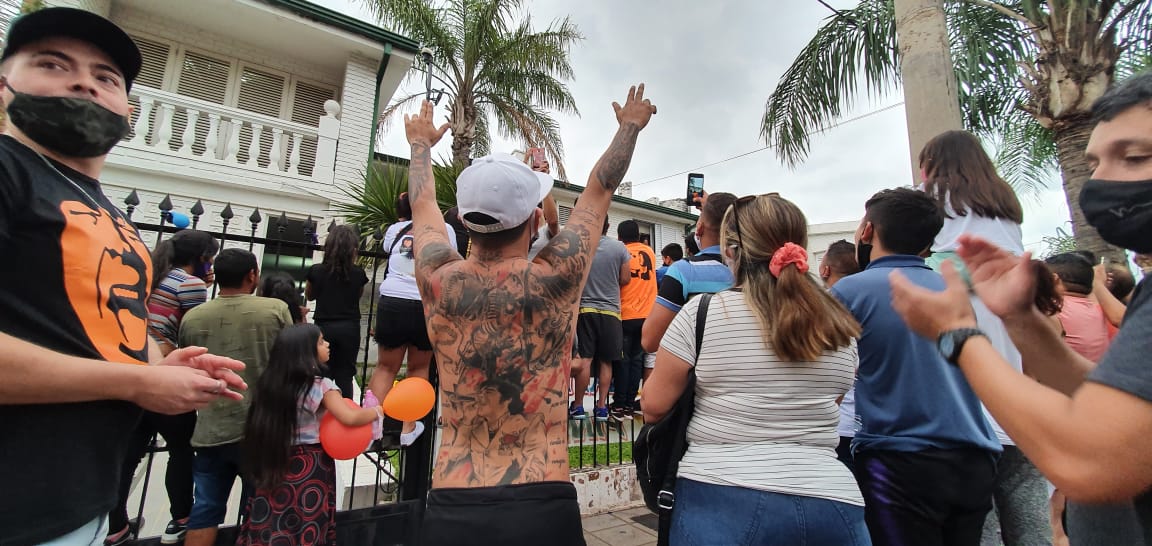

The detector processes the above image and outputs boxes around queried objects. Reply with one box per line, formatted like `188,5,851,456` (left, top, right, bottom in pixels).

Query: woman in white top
369,192,456,445
918,131,1057,546
643,193,869,546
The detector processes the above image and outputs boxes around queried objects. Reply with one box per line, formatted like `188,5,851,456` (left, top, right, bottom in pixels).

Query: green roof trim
374,152,697,222
261,0,419,53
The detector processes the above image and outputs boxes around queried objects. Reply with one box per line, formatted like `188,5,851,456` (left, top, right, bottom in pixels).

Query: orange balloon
382,377,436,422
319,398,373,460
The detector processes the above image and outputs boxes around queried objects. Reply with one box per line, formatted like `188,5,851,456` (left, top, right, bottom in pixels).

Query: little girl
239,324,382,545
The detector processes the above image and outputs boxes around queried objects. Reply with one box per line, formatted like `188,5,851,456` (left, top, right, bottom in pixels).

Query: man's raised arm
404,100,462,288
536,84,656,281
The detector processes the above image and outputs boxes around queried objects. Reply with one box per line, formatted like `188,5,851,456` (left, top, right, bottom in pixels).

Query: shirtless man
402,85,656,545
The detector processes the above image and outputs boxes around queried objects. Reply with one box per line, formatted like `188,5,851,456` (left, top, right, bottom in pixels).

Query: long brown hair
919,130,1023,224
721,195,860,361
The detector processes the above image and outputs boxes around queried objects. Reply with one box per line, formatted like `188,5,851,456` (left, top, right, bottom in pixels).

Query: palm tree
332,157,464,242
762,0,1151,260
362,0,581,180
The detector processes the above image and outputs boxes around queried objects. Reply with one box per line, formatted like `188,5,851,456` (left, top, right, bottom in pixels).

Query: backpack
633,293,712,517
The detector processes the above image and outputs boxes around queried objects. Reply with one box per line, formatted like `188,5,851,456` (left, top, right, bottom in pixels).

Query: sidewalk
581,506,658,546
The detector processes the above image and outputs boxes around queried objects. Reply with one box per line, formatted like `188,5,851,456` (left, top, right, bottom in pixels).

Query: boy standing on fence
0,9,245,544
401,85,656,545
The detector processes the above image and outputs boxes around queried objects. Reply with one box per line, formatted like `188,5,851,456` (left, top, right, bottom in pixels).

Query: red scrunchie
769,242,810,277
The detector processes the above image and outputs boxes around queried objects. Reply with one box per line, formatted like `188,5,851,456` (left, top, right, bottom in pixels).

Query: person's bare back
400,86,657,493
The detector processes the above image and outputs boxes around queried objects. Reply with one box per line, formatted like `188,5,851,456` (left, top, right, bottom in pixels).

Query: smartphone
686,173,704,208
529,147,546,169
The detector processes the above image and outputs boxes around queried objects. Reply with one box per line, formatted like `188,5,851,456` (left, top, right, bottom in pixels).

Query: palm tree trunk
1053,115,1125,262
450,95,477,169
893,0,963,177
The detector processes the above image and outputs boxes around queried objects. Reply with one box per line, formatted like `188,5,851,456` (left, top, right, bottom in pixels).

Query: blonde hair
721,195,860,361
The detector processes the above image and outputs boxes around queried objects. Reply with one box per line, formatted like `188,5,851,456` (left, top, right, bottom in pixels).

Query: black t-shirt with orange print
0,135,154,544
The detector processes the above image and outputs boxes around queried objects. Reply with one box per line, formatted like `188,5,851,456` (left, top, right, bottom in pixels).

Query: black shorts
374,295,431,350
422,482,585,546
576,311,622,363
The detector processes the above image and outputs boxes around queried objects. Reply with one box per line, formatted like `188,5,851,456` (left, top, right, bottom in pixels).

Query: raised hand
405,100,451,148
957,235,1037,319
612,84,657,130
889,260,977,340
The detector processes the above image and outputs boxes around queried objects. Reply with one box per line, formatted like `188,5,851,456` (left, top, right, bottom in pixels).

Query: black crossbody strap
658,292,712,495
383,222,414,260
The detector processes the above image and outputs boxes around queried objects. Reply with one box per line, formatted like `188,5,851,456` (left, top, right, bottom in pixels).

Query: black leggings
110,410,196,531
317,319,362,399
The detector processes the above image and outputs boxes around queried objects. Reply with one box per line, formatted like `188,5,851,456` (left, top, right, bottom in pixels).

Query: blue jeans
670,478,871,546
187,442,252,530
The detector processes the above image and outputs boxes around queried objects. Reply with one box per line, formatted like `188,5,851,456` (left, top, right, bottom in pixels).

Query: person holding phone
525,147,561,260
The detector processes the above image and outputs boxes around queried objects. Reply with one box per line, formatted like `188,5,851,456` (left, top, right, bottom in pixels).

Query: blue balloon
171,211,190,229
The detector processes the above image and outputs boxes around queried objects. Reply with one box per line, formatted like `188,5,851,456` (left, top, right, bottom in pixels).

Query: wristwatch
937,328,986,365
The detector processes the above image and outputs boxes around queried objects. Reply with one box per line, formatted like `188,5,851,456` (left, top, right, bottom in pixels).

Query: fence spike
220,203,234,220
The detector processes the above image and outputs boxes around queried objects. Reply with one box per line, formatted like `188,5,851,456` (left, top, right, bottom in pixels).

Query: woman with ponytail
642,194,867,545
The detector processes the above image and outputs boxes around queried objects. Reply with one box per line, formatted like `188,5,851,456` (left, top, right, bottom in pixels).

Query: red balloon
319,398,373,460
382,377,436,422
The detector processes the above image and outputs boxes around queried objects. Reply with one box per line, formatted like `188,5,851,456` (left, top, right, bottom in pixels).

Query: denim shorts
670,478,871,546
187,442,252,530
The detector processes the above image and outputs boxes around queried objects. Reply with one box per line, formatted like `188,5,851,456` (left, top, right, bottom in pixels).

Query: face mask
4,82,130,158
1080,179,1152,253
856,241,873,270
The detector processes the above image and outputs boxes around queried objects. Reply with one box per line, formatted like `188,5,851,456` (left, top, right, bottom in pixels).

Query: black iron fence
122,194,434,545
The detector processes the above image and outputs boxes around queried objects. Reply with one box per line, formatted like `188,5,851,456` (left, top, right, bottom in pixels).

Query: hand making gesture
405,100,451,148
613,83,657,130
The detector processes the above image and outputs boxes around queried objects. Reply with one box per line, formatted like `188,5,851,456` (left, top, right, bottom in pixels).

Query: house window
558,205,572,225
289,80,339,176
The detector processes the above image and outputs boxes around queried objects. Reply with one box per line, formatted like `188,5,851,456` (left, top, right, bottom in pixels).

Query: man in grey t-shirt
570,217,631,421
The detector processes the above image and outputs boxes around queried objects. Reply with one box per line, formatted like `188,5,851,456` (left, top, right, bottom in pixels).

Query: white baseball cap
456,153,553,233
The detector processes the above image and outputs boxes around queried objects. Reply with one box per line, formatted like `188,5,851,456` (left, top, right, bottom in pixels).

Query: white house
37,0,420,269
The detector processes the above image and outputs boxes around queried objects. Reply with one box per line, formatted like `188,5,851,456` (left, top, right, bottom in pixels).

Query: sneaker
594,406,610,421
400,421,425,447
161,519,187,544
569,403,587,420
105,518,143,546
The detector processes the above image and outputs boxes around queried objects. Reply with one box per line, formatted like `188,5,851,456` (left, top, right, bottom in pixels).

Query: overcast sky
317,0,1073,254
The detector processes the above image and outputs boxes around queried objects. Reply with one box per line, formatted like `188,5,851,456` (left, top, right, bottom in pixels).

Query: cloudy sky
318,0,1073,254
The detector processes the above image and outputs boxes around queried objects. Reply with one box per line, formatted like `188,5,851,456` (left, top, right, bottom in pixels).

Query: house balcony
114,85,341,192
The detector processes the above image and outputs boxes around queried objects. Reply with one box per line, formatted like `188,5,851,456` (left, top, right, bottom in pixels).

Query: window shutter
170,51,231,154
132,36,170,90
289,81,337,177
234,66,286,168
559,205,572,226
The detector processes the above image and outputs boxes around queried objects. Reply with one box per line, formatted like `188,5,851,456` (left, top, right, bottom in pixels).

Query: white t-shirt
378,221,457,301
930,198,1025,446
837,387,857,438
661,290,863,506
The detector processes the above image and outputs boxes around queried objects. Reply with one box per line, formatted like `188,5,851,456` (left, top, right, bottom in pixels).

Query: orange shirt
621,242,658,320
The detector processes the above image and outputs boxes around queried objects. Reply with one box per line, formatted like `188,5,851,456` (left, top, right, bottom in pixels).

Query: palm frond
985,111,1057,201
485,93,568,181
761,0,899,167
331,162,410,238
377,91,429,137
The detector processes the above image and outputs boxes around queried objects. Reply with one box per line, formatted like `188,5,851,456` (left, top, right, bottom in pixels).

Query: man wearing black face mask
0,8,246,545
889,71,1152,545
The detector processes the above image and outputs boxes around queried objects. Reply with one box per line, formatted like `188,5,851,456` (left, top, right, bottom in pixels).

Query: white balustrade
123,86,339,183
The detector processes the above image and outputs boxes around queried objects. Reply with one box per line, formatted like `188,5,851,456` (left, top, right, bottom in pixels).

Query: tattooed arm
534,85,657,287
404,101,462,289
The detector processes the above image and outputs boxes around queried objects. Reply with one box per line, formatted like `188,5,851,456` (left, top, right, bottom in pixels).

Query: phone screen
529,147,546,169
686,173,704,207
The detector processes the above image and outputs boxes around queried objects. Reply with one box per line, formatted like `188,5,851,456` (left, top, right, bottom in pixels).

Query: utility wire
632,102,906,187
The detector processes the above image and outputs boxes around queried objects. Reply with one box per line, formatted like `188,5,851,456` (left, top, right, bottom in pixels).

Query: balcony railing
123,86,340,184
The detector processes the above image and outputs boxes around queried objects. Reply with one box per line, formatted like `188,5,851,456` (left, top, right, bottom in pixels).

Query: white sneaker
400,421,425,447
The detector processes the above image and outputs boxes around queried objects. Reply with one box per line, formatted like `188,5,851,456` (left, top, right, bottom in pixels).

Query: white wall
331,52,379,202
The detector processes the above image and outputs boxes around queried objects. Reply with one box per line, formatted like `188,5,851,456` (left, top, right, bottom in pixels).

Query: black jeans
614,318,645,409
422,482,585,546
109,410,196,531
317,319,362,399
855,447,998,546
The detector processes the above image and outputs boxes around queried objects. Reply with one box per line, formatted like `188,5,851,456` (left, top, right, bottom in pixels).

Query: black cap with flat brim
1,7,142,90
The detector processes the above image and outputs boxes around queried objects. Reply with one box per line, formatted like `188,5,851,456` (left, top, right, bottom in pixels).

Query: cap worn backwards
1,7,142,90
456,153,553,234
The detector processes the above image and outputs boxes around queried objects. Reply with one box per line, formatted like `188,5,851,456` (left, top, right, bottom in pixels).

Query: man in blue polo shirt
641,192,737,353
832,188,1000,546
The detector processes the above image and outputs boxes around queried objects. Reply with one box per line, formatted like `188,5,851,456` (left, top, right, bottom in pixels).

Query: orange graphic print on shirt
59,200,153,365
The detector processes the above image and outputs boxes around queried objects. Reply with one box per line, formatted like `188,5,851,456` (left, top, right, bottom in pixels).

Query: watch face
939,334,956,361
